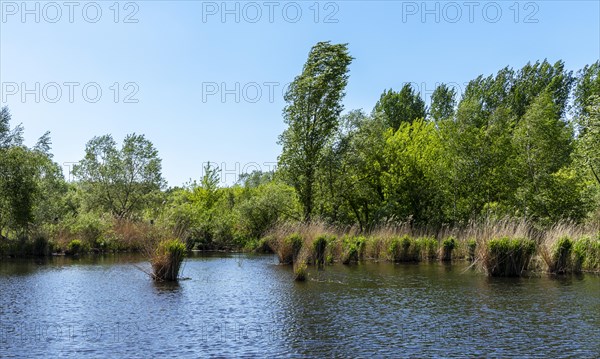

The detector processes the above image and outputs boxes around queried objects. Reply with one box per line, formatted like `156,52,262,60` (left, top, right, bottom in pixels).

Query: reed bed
265,218,600,278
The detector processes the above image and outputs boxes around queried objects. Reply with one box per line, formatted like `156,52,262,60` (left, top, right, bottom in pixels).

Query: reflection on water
1,253,599,357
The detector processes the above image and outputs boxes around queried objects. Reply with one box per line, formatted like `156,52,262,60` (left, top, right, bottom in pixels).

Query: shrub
441,236,456,262
32,234,51,256
151,239,186,281
483,237,536,277
66,239,85,255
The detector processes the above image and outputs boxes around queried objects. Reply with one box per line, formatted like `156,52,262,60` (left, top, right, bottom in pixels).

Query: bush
66,239,85,255
151,239,186,281
32,234,52,256
484,237,536,277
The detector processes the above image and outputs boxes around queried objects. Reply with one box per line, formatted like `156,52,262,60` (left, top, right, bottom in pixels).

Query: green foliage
294,261,308,281
430,84,456,122
549,236,574,274
575,235,600,272
485,237,536,277
418,237,438,260
0,107,68,239
74,133,165,219
313,235,328,268
341,235,365,264
278,41,353,221
66,239,85,255
389,235,420,262
441,237,457,262
287,233,303,261
374,84,426,129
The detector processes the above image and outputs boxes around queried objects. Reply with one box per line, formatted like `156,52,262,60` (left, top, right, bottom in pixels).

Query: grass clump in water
313,235,329,268
575,235,600,272
270,232,303,264
389,235,420,262
441,236,456,262
294,261,308,281
483,237,536,277
151,239,186,281
543,236,576,274
418,237,438,260
341,236,366,265
467,239,477,262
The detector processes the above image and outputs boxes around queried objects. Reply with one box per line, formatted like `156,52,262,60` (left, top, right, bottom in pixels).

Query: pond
1,253,599,358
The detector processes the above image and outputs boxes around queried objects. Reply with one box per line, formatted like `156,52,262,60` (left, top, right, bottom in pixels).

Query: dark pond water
0,253,599,358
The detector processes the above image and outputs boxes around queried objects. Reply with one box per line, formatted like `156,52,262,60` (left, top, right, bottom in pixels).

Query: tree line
0,41,598,254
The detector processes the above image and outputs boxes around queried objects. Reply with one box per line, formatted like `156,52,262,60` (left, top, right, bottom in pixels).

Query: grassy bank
264,220,600,277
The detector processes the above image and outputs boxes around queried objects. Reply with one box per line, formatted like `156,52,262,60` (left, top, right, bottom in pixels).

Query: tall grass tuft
151,239,186,281
418,237,438,260
389,235,421,262
341,236,366,265
575,235,600,272
483,237,536,277
441,236,457,262
313,235,328,268
542,236,576,274
294,261,308,281
467,239,477,262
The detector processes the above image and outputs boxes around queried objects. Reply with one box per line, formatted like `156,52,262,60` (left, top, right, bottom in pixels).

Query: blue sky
1,0,599,186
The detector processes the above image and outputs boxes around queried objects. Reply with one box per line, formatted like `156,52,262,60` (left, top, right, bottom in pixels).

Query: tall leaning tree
278,41,353,222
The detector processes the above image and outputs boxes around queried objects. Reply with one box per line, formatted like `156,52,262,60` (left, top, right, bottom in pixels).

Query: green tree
574,61,600,117
74,133,165,219
513,92,573,220
382,119,447,225
373,84,426,130
429,84,456,122
278,41,353,221
0,107,67,237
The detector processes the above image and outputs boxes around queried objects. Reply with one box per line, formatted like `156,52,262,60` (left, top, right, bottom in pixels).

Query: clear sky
1,0,599,186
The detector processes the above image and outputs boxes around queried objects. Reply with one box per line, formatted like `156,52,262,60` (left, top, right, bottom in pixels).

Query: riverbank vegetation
1,42,599,277
263,219,600,276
